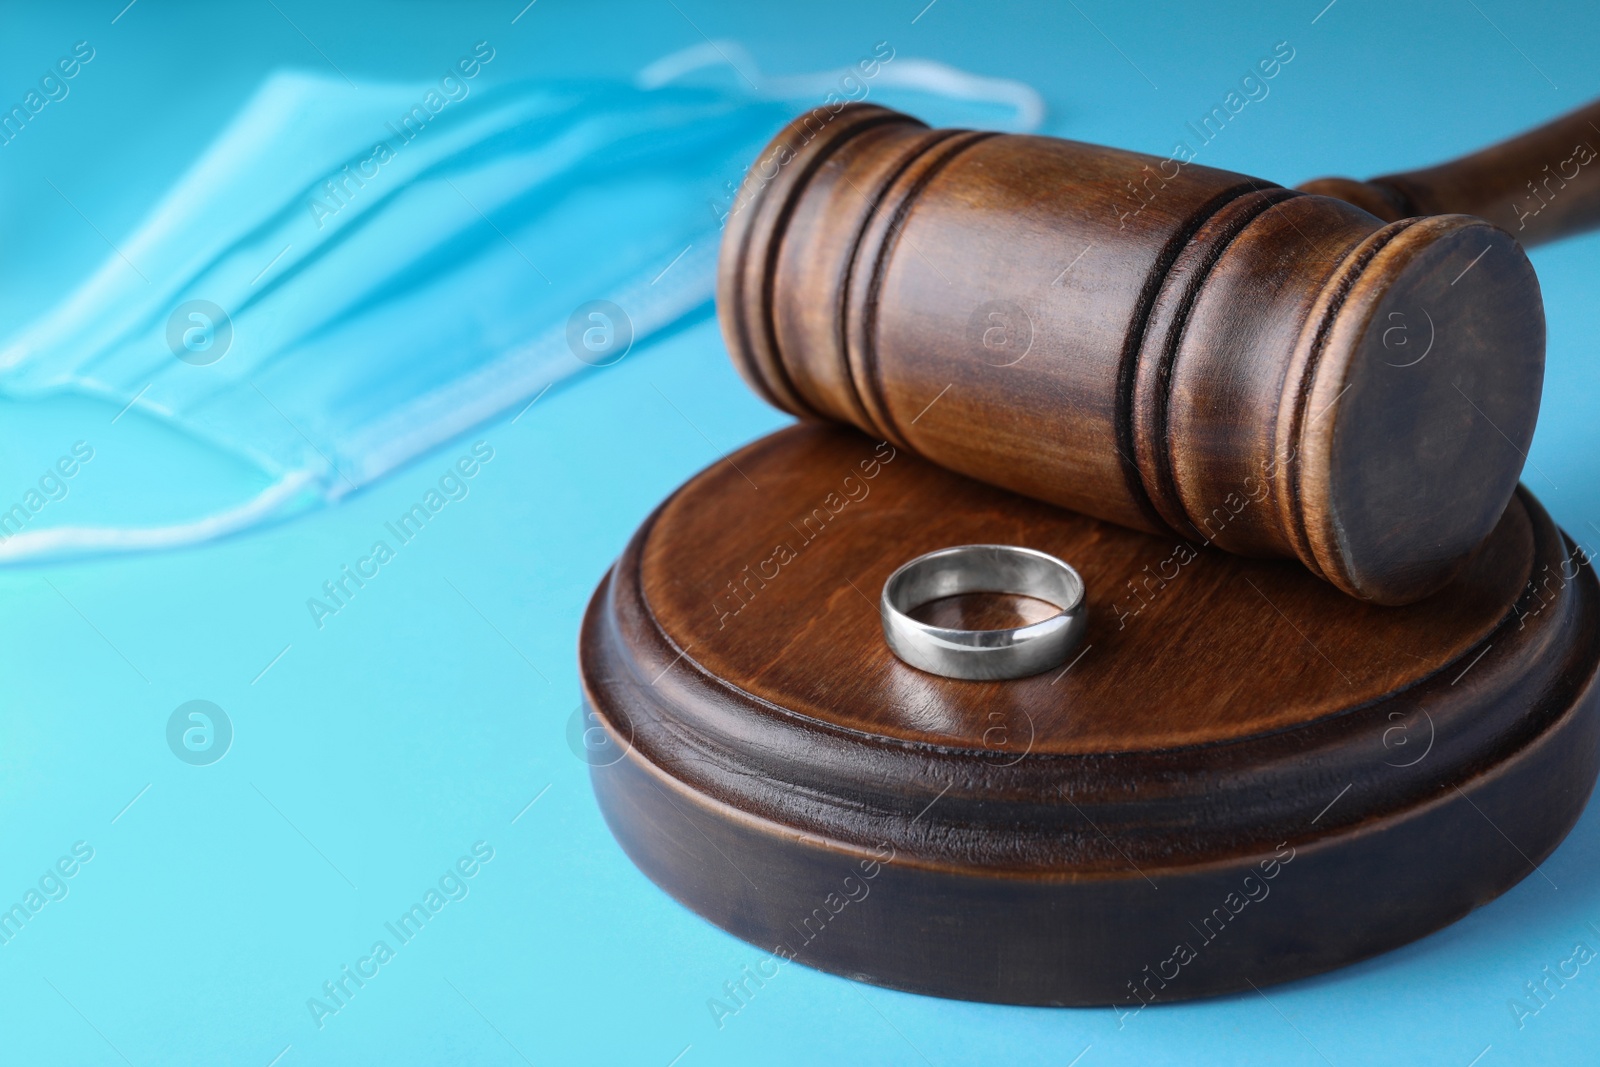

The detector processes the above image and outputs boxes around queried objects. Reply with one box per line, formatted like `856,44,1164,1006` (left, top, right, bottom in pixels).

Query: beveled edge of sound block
577,439,1600,1005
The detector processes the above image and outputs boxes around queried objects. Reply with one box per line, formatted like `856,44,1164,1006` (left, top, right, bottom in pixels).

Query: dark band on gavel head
718,103,1546,606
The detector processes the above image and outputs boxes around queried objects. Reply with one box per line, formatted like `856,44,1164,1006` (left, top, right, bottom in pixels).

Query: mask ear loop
635,40,1047,132
0,469,320,563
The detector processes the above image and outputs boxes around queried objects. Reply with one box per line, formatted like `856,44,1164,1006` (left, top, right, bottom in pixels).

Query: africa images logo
166,300,233,366
166,700,233,766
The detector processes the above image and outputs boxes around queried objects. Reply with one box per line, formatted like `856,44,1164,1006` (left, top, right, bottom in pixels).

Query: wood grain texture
718,103,1547,605
579,424,1600,1005
1300,98,1600,246
638,428,1527,752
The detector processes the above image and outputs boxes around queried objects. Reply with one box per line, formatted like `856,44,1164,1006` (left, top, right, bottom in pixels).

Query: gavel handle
1298,99,1600,246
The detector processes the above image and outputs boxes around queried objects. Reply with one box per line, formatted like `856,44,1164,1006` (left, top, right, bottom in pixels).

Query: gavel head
718,104,1544,605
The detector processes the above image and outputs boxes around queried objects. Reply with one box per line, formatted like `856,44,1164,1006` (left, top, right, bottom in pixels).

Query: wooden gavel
719,100,1600,604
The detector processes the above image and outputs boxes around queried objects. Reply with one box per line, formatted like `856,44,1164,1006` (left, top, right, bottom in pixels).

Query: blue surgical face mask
0,46,1042,563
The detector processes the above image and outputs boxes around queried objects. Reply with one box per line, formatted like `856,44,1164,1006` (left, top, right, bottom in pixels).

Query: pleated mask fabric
0,44,1042,562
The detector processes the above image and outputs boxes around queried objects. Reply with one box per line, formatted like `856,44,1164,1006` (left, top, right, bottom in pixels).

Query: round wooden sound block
578,423,1600,1006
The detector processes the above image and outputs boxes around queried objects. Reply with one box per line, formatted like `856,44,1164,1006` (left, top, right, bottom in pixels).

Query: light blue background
1,1,1598,1063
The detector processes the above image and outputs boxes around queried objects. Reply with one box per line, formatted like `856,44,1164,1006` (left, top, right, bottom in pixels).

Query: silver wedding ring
880,545,1087,680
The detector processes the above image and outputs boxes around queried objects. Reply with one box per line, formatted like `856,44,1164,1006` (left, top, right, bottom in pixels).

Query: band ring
880,545,1088,680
